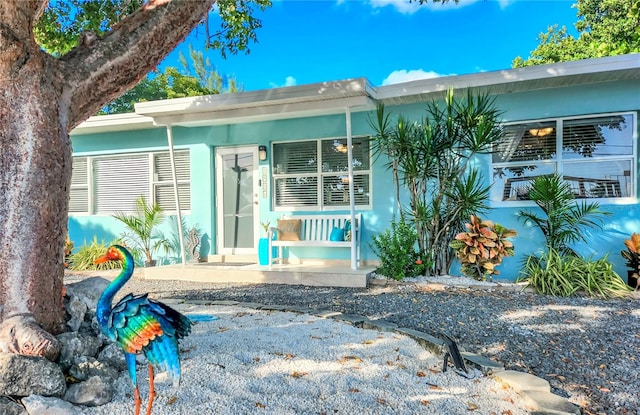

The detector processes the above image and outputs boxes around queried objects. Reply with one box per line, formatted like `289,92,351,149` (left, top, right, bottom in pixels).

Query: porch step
143,263,374,288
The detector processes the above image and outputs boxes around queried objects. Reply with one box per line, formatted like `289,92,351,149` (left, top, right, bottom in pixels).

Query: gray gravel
66,271,640,415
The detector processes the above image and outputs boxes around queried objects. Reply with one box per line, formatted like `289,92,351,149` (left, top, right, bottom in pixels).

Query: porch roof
71,54,640,135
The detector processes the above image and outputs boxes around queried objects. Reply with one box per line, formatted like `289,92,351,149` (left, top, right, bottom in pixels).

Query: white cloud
269,76,297,88
367,0,421,15
381,69,448,85
367,0,477,14
497,0,514,9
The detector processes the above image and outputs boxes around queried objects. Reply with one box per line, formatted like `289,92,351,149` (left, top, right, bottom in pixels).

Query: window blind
69,157,88,213
94,155,150,213
153,150,191,211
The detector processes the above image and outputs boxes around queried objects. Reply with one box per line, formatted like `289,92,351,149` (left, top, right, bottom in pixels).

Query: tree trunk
0,0,216,360
0,51,68,359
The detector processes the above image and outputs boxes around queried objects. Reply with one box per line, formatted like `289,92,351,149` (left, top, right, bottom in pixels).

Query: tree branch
0,1,48,77
58,0,217,130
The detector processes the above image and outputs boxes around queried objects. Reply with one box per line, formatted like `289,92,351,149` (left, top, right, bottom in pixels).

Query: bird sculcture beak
94,247,122,264
93,255,110,265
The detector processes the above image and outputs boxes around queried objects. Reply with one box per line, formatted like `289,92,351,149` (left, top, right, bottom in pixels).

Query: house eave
135,78,377,126
70,113,157,135
375,54,640,105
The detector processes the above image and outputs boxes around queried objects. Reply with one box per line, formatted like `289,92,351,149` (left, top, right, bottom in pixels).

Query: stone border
172,298,581,415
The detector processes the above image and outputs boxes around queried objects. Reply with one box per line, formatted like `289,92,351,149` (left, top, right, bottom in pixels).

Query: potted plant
258,221,271,266
113,195,171,267
621,233,640,289
449,214,517,282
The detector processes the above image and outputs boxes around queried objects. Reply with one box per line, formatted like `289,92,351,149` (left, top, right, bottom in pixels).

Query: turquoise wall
69,78,640,279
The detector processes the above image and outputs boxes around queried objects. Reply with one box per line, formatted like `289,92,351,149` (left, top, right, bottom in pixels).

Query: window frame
271,136,372,211
68,149,191,216
491,112,637,207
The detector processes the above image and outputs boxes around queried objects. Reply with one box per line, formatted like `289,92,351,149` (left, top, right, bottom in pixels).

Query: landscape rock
56,332,102,369
64,295,87,332
64,277,110,312
97,342,127,371
21,395,84,415
64,376,115,406
0,397,27,415
68,356,120,382
0,353,66,397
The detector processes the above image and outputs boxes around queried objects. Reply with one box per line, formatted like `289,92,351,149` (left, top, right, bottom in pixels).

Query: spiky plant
113,195,170,266
516,173,610,255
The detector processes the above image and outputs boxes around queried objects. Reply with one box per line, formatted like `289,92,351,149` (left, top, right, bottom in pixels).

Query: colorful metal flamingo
94,245,191,415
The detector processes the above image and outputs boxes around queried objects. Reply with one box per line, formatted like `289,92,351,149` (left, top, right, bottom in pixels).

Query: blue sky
162,0,580,92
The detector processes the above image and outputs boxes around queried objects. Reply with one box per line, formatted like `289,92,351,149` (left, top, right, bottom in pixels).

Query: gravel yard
65,271,640,415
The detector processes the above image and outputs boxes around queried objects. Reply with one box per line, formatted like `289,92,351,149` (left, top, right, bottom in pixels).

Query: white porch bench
268,213,361,269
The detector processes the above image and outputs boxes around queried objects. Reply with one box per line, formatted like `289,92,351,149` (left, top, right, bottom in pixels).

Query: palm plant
516,173,610,255
113,195,171,266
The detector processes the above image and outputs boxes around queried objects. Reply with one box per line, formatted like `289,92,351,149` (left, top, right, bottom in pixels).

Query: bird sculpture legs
131,365,156,415
147,364,156,415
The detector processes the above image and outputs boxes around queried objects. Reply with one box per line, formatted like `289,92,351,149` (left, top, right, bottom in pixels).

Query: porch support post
345,107,357,270
165,125,187,265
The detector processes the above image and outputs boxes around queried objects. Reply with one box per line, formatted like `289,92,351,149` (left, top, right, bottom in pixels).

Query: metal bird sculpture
94,245,192,415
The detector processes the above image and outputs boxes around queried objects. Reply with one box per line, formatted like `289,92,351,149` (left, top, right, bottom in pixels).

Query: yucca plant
69,237,123,271
113,195,171,266
449,214,517,281
370,89,504,276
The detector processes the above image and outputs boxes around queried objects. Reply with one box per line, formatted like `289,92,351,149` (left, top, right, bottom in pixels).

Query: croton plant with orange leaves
621,233,640,276
450,215,517,281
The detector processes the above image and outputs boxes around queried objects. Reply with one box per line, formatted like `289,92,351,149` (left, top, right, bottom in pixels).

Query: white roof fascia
151,95,377,127
70,113,156,135
375,54,640,103
135,78,375,119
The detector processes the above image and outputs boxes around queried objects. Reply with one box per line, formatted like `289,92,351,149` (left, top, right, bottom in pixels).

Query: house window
272,137,371,210
69,150,191,214
492,113,635,203
69,157,89,213
153,151,191,211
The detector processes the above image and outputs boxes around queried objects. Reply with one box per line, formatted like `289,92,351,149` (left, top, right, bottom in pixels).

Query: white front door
215,146,260,255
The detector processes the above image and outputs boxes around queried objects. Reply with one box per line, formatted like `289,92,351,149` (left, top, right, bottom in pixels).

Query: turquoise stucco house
69,54,640,281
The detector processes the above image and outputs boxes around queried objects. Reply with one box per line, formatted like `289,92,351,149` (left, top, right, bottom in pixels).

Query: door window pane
221,152,254,249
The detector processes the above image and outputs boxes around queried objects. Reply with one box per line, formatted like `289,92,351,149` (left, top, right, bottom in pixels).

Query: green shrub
69,237,123,271
518,248,631,298
370,218,429,280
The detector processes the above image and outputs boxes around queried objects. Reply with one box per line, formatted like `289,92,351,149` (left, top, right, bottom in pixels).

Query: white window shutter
69,157,89,213
94,155,150,214
153,150,191,211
